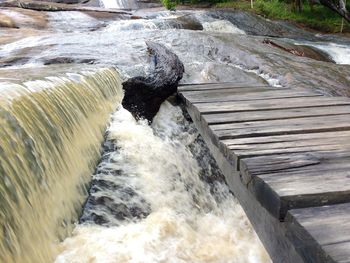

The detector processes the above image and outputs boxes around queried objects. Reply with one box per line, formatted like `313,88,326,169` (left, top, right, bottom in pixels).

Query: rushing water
55,102,270,263
0,68,123,263
296,42,350,64
99,0,138,9
1,3,350,263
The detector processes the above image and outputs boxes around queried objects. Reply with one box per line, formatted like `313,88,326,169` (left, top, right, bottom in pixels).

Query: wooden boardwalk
178,83,350,263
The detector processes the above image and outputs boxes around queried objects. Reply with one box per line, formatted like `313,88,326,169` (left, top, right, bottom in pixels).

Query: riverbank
172,0,350,34
215,0,350,33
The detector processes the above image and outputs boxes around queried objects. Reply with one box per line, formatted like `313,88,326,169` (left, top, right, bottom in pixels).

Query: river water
0,2,350,263
55,102,270,263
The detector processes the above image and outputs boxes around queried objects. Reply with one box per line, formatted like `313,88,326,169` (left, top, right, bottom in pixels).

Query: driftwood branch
122,41,184,122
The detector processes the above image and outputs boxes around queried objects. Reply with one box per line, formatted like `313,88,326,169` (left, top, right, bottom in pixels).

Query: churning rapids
55,102,270,263
1,1,350,262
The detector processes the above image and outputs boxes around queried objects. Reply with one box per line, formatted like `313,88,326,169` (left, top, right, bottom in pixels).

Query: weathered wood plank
194,97,350,114
203,106,350,124
323,242,350,263
286,203,350,263
178,82,269,91
240,152,350,181
211,114,350,140
218,130,350,172
225,132,350,164
240,153,350,219
179,82,350,263
184,94,305,263
223,130,350,147
181,89,320,103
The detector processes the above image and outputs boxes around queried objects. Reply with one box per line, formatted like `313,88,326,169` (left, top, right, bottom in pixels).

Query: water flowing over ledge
0,67,123,263
55,102,271,263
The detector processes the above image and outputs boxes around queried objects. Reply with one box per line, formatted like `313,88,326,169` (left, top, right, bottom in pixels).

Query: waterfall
0,68,123,263
99,0,138,9
312,43,350,65
294,41,350,65
55,102,270,263
202,20,246,34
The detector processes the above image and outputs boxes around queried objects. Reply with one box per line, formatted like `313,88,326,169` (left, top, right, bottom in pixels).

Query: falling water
311,43,350,65
99,0,138,9
55,102,271,263
0,68,123,263
294,41,350,65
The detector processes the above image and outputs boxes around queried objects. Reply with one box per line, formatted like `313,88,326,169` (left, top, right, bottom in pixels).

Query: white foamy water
99,0,137,9
55,103,270,263
104,20,158,31
295,42,350,65
48,12,101,32
202,20,246,34
314,43,350,65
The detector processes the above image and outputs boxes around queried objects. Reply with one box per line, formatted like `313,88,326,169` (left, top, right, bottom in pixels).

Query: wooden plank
184,98,305,263
181,89,320,103
240,153,350,220
203,105,350,124
178,83,269,91
323,242,350,263
180,87,283,97
181,82,350,263
223,130,350,147
218,130,350,172
240,152,350,182
225,132,350,163
286,203,350,263
210,114,350,140
194,97,350,114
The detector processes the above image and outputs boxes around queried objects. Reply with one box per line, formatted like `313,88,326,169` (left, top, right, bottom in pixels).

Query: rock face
209,11,318,40
0,7,47,29
122,41,185,121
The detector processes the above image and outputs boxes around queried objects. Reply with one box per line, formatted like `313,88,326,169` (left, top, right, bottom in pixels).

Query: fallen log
122,41,185,122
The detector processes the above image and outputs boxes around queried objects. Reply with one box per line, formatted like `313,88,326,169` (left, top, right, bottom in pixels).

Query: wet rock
0,7,47,29
0,56,32,67
210,10,318,41
34,0,84,4
80,136,151,226
43,57,96,65
172,14,203,30
178,104,228,201
0,0,131,14
262,38,334,62
122,41,184,121
0,13,17,28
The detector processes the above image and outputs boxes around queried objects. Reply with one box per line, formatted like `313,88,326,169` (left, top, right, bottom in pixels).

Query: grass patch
216,0,350,33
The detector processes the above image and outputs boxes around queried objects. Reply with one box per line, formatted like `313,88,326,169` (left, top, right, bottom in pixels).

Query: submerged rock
122,41,184,121
43,57,96,65
80,139,151,226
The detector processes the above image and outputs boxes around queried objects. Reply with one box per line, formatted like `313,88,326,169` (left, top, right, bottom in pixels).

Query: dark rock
122,41,184,122
80,134,151,226
33,0,83,4
43,57,96,65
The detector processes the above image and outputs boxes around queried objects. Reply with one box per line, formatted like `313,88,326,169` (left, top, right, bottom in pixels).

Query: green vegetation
216,0,350,32
160,0,350,33
162,0,177,10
